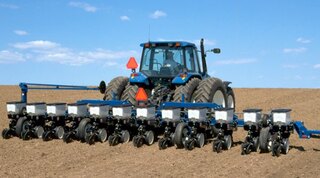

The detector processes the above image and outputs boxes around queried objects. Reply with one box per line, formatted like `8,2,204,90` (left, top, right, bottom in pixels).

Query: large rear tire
194,77,227,107
173,78,201,102
103,76,129,100
121,84,139,105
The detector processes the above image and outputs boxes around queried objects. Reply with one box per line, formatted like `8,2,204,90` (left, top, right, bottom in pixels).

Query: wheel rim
267,139,272,152
197,133,205,148
145,131,155,145
213,90,225,107
121,130,130,143
35,126,44,139
224,135,232,150
98,129,107,142
181,128,188,146
85,123,92,134
253,137,260,151
55,126,65,139
21,120,29,136
283,138,290,154
227,95,234,109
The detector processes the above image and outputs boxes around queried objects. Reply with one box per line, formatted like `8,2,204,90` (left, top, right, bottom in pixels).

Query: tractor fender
129,72,149,85
172,73,202,85
223,81,232,88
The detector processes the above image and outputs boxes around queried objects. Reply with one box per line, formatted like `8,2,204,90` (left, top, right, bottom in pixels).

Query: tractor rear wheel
121,84,139,105
103,76,129,100
194,77,227,107
173,78,201,102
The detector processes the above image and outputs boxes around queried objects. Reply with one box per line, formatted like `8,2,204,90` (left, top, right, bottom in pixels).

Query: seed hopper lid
47,103,66,105
112,104,132,108
27,102,46,105
187,106,208,110
7,101,26,104
271,109,292,113
161,106,180,110
68,103,87,106
243,108,262,113
88,103,109,106
215,108,234,111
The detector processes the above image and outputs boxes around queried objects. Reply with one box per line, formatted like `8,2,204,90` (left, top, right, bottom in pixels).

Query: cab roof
140,41,196,48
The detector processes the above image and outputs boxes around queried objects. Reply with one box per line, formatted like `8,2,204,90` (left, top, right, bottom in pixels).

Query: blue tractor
100,39,235,109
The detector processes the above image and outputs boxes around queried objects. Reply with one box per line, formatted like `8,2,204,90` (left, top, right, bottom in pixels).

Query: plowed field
1,86,320,178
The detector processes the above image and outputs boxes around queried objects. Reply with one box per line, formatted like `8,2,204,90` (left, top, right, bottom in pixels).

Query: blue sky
0,0,319,88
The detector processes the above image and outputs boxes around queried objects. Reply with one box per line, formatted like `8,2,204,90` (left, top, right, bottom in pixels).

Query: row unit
6,102,292,124
243,108,292,125
6,102,233,122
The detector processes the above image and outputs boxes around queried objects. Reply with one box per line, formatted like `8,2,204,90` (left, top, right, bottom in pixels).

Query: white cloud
69,1,97,12
8,40,138,66
14,30,28,36
294,75,303,80
0,3,19,9
214,58,257,65
0,50,25,63
120,15,130,21
150,10,167,19
104,61,118,67
314,64,320,69
35,49,138,66
283,47,307,54
13,40,59,49
283,64,299,69
297,37,311,44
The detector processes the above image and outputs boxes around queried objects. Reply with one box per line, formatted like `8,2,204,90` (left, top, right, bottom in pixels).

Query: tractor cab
127,41,203,87
140,41,201,78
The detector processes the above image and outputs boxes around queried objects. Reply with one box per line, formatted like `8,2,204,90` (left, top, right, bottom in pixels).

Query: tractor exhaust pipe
200,38,207,74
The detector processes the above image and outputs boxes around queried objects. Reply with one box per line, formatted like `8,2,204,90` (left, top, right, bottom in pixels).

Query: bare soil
1,86,320,178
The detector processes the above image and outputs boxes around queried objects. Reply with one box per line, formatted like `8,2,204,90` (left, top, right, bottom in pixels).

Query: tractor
100,38,235,110
97,39,236,147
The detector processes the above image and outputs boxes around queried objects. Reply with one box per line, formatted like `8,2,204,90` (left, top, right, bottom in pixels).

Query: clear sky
0,0,319,88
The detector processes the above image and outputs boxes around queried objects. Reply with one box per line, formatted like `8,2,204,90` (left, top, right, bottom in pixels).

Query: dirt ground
0,86,320,178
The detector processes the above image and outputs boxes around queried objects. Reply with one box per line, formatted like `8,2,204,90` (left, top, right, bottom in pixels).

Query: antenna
148,24,151,42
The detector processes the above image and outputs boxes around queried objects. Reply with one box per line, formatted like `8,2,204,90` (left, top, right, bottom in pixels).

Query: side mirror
212,48,221,54
99,81,106,94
